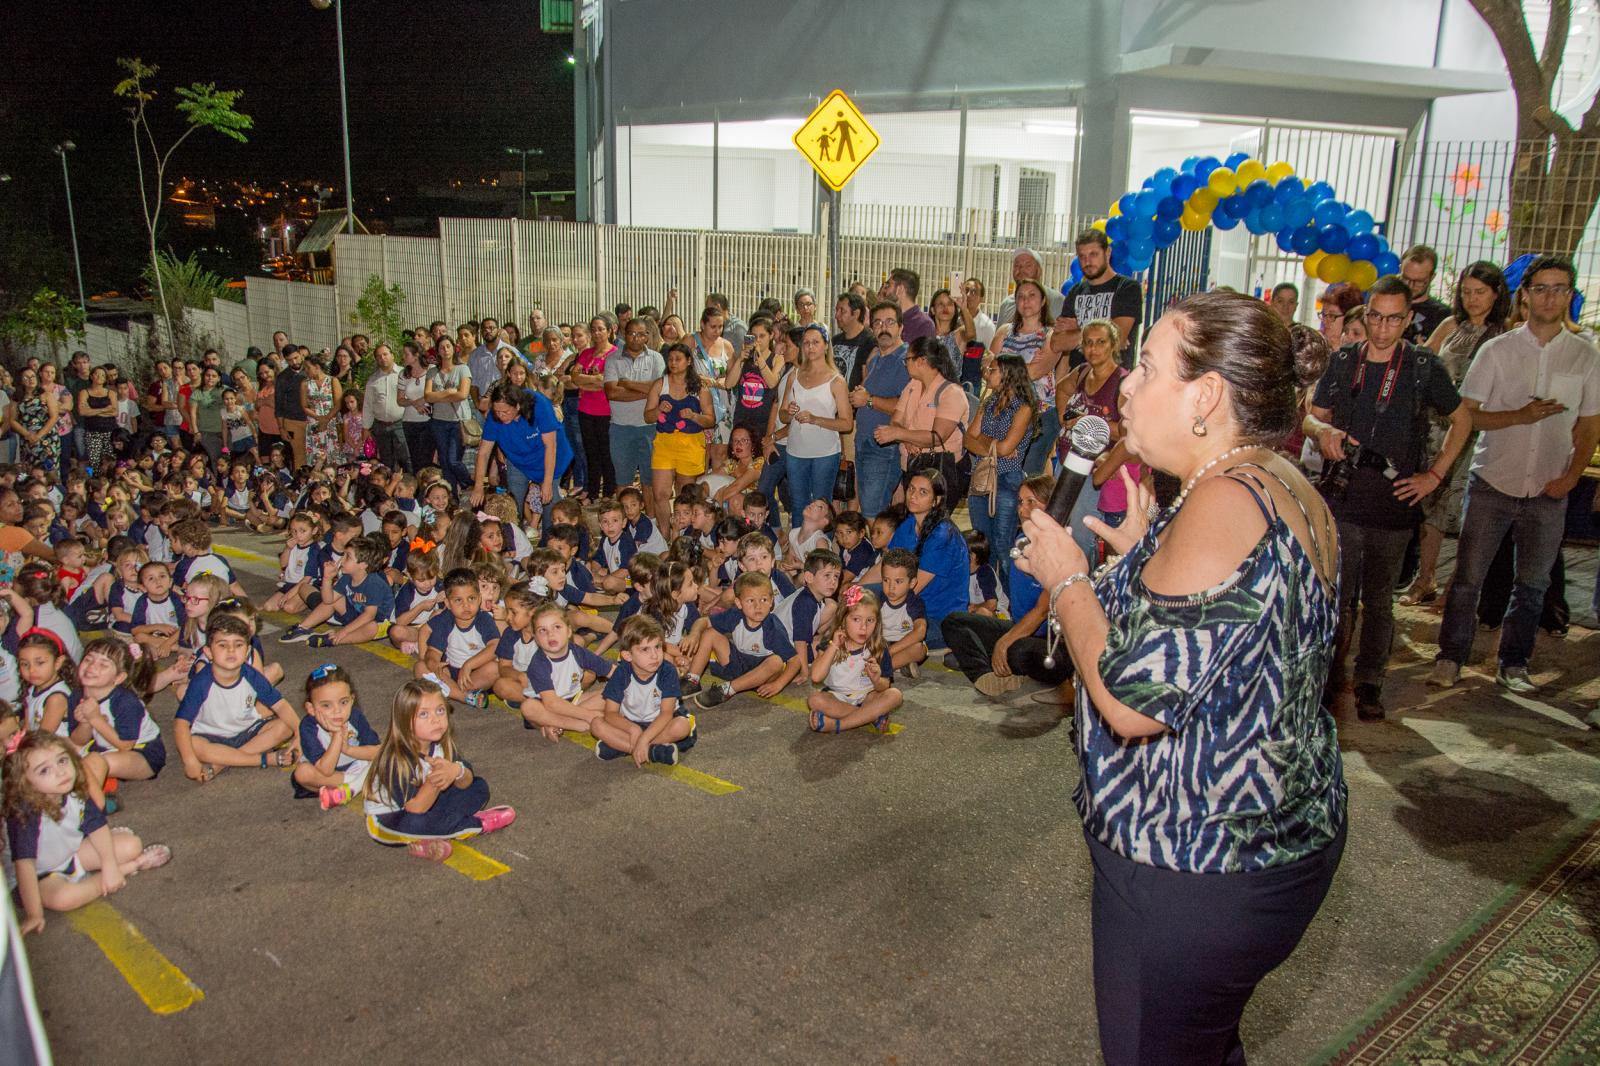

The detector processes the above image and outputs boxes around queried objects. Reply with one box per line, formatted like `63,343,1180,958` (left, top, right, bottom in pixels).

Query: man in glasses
1308,274,1471,720
1432,255,1600,696
1400,244,1451,347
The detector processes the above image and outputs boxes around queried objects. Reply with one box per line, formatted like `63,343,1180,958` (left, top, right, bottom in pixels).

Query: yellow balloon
1179,209,1208,231
1235,160,1267,187
1189,187,1219,213
1347,260,1379,291
1109,201,1122,218
1317,253,1352,284
1207,166,1238,197
1091,218,1107,233
1303,251,1326,278
1266,160,1295,184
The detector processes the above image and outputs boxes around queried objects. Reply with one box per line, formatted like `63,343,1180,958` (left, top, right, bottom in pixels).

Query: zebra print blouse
1073,468,1347,874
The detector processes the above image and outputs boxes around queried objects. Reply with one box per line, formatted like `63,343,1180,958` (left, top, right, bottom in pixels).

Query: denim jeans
969,466,1023,587
501,461,559,520
609,423,656,491
1334,520,1413,686
854,436,902,519
561,399,586,491
1023,406,1061,476
786,451,840,511
758,445,794,522
1437,474,1568,669
430,419,472,489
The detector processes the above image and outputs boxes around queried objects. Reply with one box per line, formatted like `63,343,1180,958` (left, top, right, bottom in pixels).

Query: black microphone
1011,414,1112,559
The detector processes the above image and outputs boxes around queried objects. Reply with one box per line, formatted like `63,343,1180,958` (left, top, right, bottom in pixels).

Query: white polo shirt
1461,324,1600,498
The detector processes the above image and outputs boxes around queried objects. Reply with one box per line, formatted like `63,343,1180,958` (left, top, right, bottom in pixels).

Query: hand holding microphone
1011,415,1113,562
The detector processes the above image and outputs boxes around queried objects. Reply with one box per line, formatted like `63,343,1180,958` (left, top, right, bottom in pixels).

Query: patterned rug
1319,816,1600,1065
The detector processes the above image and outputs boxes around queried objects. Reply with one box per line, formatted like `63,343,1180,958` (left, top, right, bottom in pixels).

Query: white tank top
785,371,841,459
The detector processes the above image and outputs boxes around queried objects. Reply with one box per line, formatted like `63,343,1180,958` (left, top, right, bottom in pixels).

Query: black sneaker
306,633,333,648
695,683,732,708
278,625,312,644
595,740,625,761
648,743,679,765
680,674,702,698
1354,683,1386,721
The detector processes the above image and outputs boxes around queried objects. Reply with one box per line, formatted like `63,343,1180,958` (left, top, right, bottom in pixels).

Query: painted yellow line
68,901,205,1015
214,543,277,566
443,843,512,880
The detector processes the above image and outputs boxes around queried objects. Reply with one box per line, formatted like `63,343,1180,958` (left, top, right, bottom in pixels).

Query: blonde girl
361,677,516,860
807,587,903,733
518,600,613,740
3,731,171,934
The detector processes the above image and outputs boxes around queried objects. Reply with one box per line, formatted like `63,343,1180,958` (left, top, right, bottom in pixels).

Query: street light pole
505,147,542,219
53,141,87,317
334,0,355,233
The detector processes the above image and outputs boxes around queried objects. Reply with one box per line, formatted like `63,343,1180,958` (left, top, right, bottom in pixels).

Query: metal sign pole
828,188,841,300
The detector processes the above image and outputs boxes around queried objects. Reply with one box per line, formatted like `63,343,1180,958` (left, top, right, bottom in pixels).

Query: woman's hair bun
1288,323,1331,391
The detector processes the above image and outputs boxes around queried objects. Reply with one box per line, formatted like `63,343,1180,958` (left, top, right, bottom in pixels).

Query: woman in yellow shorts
647,342,716,525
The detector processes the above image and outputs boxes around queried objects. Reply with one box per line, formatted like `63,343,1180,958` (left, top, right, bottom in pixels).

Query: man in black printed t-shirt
1050,229,1143,370
1400,244,1451,347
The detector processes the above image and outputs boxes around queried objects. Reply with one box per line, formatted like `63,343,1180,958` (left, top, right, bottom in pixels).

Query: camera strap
1350,343,1403,414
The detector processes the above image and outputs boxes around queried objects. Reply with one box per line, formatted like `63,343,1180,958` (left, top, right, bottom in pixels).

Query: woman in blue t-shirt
881,470,969,649
470,381,570,518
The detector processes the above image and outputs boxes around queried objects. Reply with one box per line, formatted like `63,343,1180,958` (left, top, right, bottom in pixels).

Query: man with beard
1051,229,1143,369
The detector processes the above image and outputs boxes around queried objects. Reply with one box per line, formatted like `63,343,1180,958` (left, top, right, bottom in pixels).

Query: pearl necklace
1170,445,1264,512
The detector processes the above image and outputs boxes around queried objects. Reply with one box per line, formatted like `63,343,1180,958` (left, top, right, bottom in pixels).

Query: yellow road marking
443,844,512,880
214,543,276,565
67,901,205,1015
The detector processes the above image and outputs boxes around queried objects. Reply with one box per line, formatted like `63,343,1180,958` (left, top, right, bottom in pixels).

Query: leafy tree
1467,1,1600,258
0,287,87,364
113,57,252,358
351,273,408,389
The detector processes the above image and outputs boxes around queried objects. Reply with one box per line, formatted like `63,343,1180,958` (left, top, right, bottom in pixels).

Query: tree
0,288,87,364
1467,1,1600,259
113,57,252,359
351,273,408,389
142,251,240,362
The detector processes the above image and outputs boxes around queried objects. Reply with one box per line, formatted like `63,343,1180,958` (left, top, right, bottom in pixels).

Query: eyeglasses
182,593,210,603
1367,312,1409,327
1525,283,1572,297
1318,310,1344,321
869,319,898,329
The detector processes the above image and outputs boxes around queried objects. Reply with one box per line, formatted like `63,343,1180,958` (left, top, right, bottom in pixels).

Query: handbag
970,442,997,513
457,393,483,448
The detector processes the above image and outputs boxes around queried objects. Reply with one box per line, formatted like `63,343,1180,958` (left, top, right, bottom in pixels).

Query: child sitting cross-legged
713,531,794,612
526,547,612,645
68,636,165,795
592,615,698,767
519,599,613,740
362,676,515,861
490,587,543,708
807,586,903,733
291,663,381,810
965,529,998,616
774,548,842,674
129,561,183,661
388,551,441,657
172,614,301,784
413,567,501,708
688,571,800,707
278,534,395,648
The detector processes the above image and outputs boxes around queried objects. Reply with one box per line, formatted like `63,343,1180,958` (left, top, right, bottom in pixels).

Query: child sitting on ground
490,587,543,707
129,561,183,661
18,630,74,738
618,485,669,554
690,572,800,707
965,530,997,616
878,548,929,678
291,663,381,810
414,567,501,709
69,636,164,793
592,498,638,594
593,616,698,767
832,510,876,584
361,676,516,861
521,600,613,740
527,548,612,644
780,498,832,577
278,534,395,648
172,615,301,784
389,552,441,657
713,531,794,611
807,586,903,733
774,549,842,672
262,512,319,613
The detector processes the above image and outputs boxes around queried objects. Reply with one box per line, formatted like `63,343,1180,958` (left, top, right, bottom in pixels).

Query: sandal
1398,583,1437,606
407,839,454,862
260,748,296,769
873,714,890,732
133,844,172,873
200,764,219,783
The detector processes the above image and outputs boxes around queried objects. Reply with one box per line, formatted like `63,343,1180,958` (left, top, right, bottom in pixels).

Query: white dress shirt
362,368,405,426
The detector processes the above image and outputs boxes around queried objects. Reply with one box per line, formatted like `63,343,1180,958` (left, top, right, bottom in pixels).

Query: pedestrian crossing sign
793,90,880,191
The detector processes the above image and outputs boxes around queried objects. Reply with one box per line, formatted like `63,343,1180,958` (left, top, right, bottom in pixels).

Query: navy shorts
134,737,167,777
194,718,269,749
712,648,774,682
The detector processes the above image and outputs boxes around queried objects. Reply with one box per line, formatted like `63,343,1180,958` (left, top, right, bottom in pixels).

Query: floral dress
17,395,59,472
305,376,337,466
338,411,366,464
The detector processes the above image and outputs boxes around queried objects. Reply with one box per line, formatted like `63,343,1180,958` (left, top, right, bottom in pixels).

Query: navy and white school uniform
969,565,998,609
603,661,683,727
305,537,347,580
297,707,380,794
279,542,313,592
224,483,252,513
24,681,73,739
392,497,421,527
696,529,717,552
881,592,927,645
143,524,171,563
529,573,577,610
506,524,534,564
272,490,295,520
385,538,410,574
131,592,184,632
33,605,83,661
757,569,797,599
525,644,612,701
785,527,830,564
661,601,700,645
7,794,107,883
424,610,500,677
839,541,877,579
615,590,643,628
68,563,112,627
105,579,143,633
362,740,490,842
774,587,828,650
173,552,237,588
394,582,440,627
820,642,896,706
716,556,740,588
174,663,284,746
129,518,150,547
710,610,796,679
0,647,19,705
333,572,395,627
69,687,166,776
565,560,597,603
627,515,669,555
598,530,638,574
494,627,541,677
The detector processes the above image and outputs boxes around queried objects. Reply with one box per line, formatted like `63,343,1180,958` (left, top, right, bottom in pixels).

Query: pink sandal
473,806,517,833
407,839,454,862
133,844,172,872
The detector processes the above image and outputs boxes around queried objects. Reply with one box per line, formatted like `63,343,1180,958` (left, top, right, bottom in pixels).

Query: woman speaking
1015,291,1342,1066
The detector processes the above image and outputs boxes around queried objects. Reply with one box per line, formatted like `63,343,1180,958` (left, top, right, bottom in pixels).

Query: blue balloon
1318,224,1350,254
1258,203,1285,231
1180,156,1199,174
1153,218,1182,244
1274,177,1305,204
1345,209,1374,235
1346,233,1380,261
1291,226,1321,255
1219,194,1249,219
1152,167,1178,197
1155,196,1184,221
1224,151,1251,169
1118,192,1138,217
1373,251,1401,277
1194,156,1221,180
1245,180,1275,209
1212,211,1240,231
1276,227,1298,252
1171,173,1199,201
1141,177,1155,190
1304,181,1335,203
1125,237,1154,261
1312,199,1347,228
1104,216,1126,242
1374,235,1390,256
1283,198,1316,229
1069,260,1084,284
1134,189,1160,216
1243,211,1269,235
1125,214,1154,239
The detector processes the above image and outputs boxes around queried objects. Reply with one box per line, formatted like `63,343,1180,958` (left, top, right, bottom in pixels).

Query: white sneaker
1427,660,1460,688
1496,666,1540,695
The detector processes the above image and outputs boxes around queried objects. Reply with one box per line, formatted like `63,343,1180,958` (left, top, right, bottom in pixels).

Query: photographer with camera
1307,275,1471,720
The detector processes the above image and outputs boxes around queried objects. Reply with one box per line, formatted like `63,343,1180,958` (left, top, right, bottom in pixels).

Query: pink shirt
893,377,969,463
575,346,613,417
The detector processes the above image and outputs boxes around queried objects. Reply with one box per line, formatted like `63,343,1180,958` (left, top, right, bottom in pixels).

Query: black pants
1088,820,1345,1066
942,611,1073,685
579,410,616,497
370,420,410,472
403,421,435,473
1333,520,1412,686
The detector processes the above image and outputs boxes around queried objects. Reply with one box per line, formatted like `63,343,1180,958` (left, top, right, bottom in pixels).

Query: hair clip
309,663,339,680
843,585,864,607
420,671,448,695
126,642,142,661
4,731,23,755
475,511,494,523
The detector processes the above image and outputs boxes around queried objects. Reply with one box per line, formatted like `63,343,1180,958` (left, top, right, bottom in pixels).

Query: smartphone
951,269,965,292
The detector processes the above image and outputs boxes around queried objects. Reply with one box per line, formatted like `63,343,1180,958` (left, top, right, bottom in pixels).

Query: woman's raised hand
1080,468,1152,558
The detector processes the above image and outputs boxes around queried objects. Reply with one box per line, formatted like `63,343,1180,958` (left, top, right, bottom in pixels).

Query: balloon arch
1075,152,1398,292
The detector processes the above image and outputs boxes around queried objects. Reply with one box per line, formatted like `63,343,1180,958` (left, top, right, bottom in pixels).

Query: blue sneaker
306,633,333,648
595,740,625,761
648,743,679,765
278,625,312,644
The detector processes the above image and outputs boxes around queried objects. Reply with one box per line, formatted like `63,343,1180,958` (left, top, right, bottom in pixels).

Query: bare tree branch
1468,0,1571,138
1540,0,1571,91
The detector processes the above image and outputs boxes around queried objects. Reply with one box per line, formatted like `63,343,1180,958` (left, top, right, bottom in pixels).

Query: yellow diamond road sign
793,89,880,192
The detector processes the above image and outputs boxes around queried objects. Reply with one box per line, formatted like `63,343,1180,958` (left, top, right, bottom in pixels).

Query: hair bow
359,462,373,476
4,731,23,755
310,663,340,681
420,672,448,695
126,642,142,661
411,537,437,553
843,585,864,608
475,511,494,523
